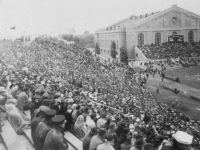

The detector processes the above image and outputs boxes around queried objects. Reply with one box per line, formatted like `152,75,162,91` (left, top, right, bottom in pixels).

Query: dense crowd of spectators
141,42,200,67
0,37,199,150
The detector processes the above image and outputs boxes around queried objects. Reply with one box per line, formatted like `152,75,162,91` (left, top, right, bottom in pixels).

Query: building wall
94,29,126,58
131,10,200,46
96,6,200,61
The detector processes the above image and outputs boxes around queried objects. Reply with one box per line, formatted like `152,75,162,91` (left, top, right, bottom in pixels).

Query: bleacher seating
0,142,7,150
23,128,75,150
64,131,83,150
23,129,33,145
1,120,27,150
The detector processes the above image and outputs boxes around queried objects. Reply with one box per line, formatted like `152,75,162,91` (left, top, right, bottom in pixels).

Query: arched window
138,33,144,47
172,32,177,35
155,32,161,45
188,31,194,42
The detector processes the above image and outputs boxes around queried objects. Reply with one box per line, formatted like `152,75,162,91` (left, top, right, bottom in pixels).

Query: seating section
1,120,27,150
23,129,34,145
23,110,79,150
1,109,79,150
0,142,7,150
64,131,83,150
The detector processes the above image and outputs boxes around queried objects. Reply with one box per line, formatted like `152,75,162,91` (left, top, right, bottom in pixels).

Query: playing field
144,66,200,120
165,65,200,90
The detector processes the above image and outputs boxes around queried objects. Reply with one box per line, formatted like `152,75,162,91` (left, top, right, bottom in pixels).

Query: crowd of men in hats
141,42,200,67
0,36,200,150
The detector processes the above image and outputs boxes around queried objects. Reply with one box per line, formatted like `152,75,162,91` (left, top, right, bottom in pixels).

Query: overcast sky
0,0,199,38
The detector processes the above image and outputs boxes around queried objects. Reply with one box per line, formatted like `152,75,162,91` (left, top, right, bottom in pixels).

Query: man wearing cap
83,127,98,150
33,109,56,150
43,115,68,150
89,128,106,150
31,105,50,140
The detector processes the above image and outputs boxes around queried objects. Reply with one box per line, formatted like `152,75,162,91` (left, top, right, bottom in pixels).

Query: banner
10,26,16,30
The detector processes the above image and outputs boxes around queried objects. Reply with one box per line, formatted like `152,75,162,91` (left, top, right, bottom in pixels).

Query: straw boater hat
0,87,6,93
174,131,193,145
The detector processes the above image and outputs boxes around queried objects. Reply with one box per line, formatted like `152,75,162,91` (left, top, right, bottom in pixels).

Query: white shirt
86,116,96,130
97,118,107,128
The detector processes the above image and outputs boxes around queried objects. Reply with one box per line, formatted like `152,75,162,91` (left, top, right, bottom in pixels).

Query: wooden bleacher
64,131,83,150
1,120,27,150
23,128,34,145
0,136,7,150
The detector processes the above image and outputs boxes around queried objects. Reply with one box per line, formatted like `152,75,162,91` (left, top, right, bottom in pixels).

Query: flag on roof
10,26,16,30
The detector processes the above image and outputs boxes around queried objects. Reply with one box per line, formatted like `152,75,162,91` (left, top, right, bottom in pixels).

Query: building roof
98,11,159,32
128,5,200,29
98,5,200,32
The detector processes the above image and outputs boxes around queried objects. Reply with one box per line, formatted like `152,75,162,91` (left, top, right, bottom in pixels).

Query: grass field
144,71,200,120
165,66,200,90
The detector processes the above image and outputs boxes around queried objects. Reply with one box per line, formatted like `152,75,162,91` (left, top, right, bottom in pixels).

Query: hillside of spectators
0,37,199,150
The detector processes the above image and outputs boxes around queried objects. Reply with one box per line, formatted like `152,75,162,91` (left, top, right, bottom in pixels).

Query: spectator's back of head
125,136,131,144
143,143,154,150
109,122,116,130
84,107,89,113
91,113,96,120
91,127,98,135
106,133,114,142
76,105,81,110
101,111,107,118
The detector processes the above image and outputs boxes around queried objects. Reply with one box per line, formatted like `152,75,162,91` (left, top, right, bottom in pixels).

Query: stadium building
94,5,200,61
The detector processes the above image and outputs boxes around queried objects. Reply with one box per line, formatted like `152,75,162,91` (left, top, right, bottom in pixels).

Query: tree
120,46,128,64
62,34,75,42
62,34,95,48
84,31,89,35
110,41,117,59
95,43,100,54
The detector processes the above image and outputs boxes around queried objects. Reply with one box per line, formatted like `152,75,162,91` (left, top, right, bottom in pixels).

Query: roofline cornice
127,5,200,29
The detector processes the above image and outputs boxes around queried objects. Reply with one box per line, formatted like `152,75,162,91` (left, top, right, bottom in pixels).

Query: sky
0,0,200,38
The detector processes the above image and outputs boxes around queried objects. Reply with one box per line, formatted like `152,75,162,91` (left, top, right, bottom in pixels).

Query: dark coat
43,127,68,150
33,121,51,150
82,132,93,150
31,116,45,140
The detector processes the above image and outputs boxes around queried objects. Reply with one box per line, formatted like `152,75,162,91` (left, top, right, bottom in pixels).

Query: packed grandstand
0,37,199,150
140,42,200,67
